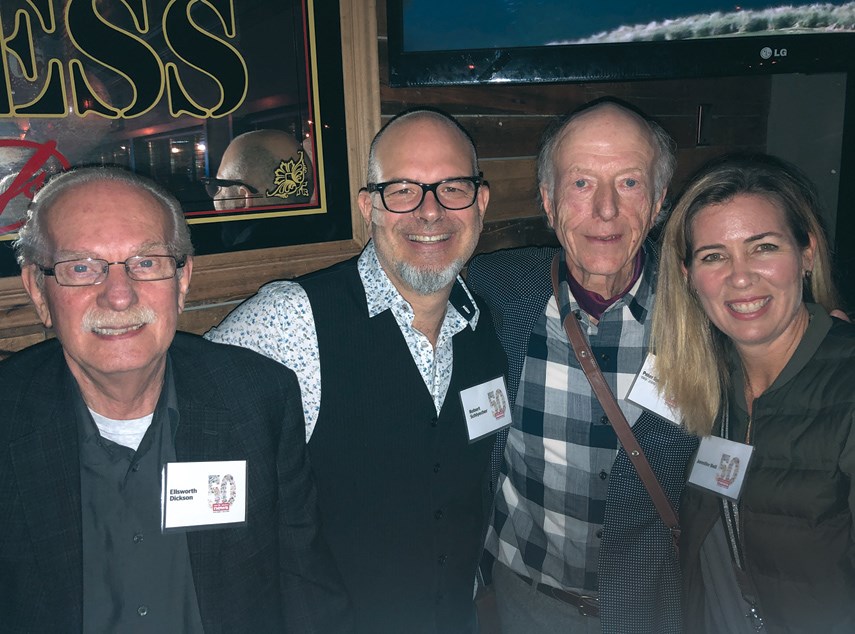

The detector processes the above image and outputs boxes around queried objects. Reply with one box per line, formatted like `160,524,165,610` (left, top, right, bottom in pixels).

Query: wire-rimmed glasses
39,255,186,287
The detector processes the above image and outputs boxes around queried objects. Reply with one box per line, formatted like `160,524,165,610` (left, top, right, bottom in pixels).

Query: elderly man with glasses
0,166,351,632
206,108,509,634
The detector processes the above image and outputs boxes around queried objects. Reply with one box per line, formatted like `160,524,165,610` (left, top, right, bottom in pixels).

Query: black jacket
681,305,855,634
0,333,351,633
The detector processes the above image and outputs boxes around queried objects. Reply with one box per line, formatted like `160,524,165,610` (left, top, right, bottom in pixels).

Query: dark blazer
0,333,351,633
467,246,560,494
468,246,560,407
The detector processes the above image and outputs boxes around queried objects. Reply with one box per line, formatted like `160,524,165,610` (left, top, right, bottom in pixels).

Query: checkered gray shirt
469,246,698,633
483,249,650,594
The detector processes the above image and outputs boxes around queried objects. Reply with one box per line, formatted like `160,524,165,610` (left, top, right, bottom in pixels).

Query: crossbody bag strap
550,255,681,546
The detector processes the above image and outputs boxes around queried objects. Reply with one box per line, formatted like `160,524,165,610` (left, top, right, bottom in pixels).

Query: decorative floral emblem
267,150,309,200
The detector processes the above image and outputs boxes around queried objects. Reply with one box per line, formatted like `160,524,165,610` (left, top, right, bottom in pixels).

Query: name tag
161,460,247,531
459,375,512,442
687,436,754,501
625,353,681,424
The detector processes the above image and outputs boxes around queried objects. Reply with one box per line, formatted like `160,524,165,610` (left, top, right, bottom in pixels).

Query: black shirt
76,359,204,633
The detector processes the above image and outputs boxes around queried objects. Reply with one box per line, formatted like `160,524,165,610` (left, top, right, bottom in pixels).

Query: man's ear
176,256,193,313
540,185,556,229
475,182,490,225
238,186,255,209
652,188,668,224
357,188,373,227
21,265,53,328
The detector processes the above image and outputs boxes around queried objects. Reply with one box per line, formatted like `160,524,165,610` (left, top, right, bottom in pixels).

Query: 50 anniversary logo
0,0,249,232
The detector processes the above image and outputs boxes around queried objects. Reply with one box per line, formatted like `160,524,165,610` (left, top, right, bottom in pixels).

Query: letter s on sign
65,0,165,118
163,0,248,118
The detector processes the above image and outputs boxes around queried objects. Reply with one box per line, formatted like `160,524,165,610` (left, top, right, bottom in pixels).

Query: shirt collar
557,241,657,325
357,240,480,329
73,356,180,447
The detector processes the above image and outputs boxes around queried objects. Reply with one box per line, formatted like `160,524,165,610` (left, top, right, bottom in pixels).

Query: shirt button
433,463,441,473
133,533,144,544
437,554,448,565
600,353,609,362
430,417,439,427
137,605,148,617
596,529,603,539
131,464,140,472
434,510,443,520
600,415,610,425
599,470,608,481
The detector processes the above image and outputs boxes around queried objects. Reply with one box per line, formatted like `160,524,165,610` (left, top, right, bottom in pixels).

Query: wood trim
0,275,37,335
340,0,380,246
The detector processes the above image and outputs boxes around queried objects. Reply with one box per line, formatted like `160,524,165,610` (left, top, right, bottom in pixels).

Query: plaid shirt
468,246,699,633
484,249,651,593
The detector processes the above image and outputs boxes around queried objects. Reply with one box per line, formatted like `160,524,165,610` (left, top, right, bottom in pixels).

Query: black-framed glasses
39,255,186,287
366,173,483,213
201,177,259,199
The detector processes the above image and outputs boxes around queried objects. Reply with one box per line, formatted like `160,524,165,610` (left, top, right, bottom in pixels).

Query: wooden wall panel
481,157,539,221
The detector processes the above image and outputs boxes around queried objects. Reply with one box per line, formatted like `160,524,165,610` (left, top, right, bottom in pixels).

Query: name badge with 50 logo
687,436,753,501
161,460,247,531
459,375,512,442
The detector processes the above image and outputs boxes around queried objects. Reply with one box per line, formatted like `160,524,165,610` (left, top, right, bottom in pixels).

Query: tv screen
389,1,855,85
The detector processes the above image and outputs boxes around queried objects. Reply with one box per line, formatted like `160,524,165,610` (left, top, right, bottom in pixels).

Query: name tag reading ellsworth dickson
161,460,247,531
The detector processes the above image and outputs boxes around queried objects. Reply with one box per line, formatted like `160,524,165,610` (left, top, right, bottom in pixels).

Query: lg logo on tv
760,46,788,60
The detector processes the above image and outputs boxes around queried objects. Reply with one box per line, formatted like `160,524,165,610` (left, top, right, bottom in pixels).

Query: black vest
301,257,507,634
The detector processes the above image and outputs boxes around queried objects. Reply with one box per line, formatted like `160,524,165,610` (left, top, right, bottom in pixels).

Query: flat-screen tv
388,1,855,85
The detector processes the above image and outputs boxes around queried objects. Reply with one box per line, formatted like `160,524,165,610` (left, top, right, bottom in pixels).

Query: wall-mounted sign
0,0,351,276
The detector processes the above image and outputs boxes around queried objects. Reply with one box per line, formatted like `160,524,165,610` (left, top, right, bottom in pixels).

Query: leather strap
551,255,681,547
515,572,600,617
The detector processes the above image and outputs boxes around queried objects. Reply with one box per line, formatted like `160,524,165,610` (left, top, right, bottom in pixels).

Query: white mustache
82,306,157,332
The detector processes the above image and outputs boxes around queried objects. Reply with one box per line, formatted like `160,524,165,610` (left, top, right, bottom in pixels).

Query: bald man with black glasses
207,108,510,634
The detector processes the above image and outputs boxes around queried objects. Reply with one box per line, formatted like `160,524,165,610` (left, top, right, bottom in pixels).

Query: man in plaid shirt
468,98,699,633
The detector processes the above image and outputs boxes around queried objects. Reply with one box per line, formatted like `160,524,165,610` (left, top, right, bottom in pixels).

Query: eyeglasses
201,177,259,198
39,255,186,287
366,174,483,213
